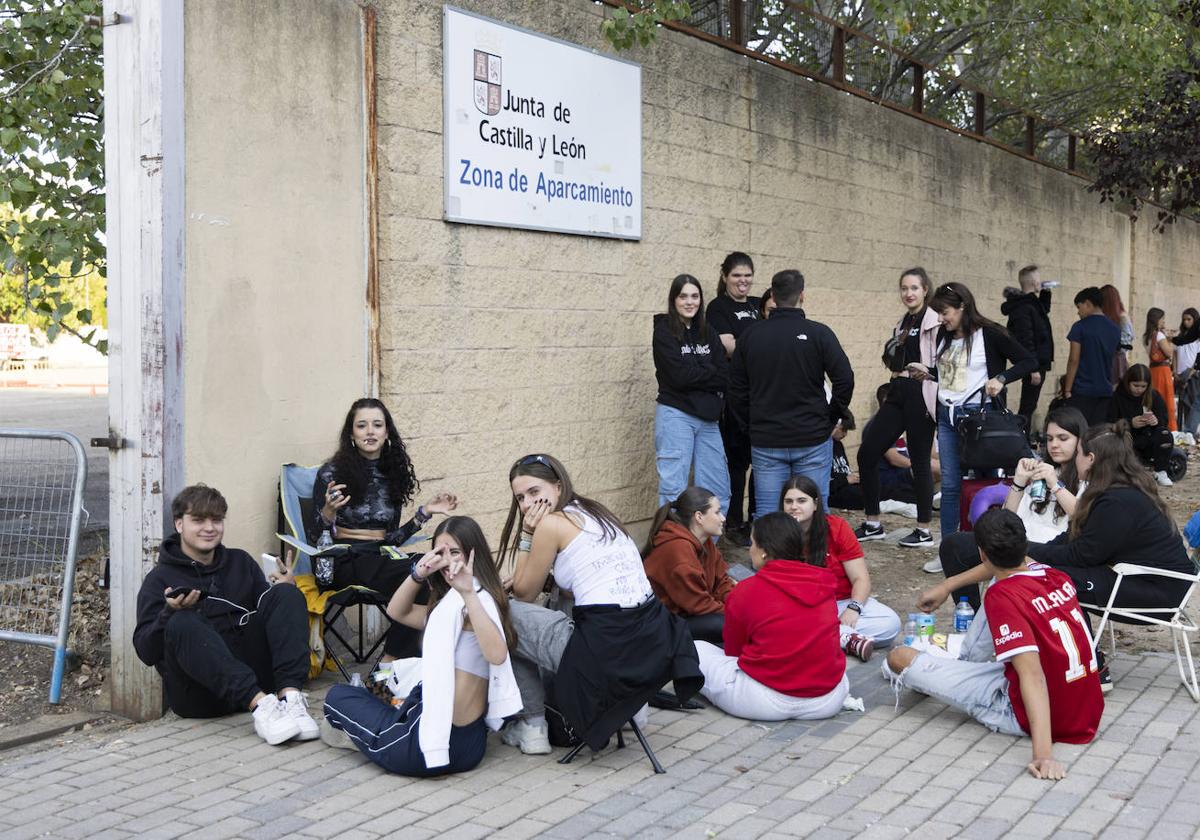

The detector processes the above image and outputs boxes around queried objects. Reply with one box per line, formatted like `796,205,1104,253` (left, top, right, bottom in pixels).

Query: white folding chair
1079,563,1200,702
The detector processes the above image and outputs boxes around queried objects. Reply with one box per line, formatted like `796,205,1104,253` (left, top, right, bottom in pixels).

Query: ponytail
642,486,718,556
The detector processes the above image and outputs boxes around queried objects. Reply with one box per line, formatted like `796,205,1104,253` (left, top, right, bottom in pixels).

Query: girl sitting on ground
931,407,1087,609
780,476,900,661
642,486,736,645
498,454,702,755
695,512,849,721
320,516,521,776
1108,364,1175,487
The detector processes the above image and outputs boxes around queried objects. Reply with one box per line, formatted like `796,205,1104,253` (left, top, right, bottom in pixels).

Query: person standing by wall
1172,308,1200,433
652,274,731,513
906,282,1035,541
729,269,854,512
1063,288,1121,425
1143,307,1178,432
707,252,760,545
854,268,940,548
1001,265,1054,435
1100,285,1134,386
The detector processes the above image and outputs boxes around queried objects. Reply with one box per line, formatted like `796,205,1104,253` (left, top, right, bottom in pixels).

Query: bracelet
410,562,428,585
1011,482,1028,491
517,537,533,553
415,506,431,524
845,601,863,614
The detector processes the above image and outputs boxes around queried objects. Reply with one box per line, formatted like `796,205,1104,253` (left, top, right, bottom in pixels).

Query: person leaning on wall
132,485,319,746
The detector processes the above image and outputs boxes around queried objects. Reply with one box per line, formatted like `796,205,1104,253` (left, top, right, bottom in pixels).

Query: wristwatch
845,600,863,614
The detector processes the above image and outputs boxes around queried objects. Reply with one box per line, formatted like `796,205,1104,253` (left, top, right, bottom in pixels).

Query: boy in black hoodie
133,485,317,744
1002,265,1054,434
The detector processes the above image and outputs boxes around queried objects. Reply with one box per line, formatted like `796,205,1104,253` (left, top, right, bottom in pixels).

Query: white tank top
553,504,653,608
454,630,488,679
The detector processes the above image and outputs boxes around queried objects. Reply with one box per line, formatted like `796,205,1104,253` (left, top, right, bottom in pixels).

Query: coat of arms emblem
473,50,501,116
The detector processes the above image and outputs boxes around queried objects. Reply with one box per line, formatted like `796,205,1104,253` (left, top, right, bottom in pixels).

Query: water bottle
315,529,334,586
1028,478,1048,503
349,672,364,688
954,597,976,633
903,614,918,646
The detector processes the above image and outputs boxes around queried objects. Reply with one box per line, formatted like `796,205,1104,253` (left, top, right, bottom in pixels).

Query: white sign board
443,6,642,240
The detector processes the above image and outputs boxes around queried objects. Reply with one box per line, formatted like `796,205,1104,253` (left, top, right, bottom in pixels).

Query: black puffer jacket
1002,289,1054,371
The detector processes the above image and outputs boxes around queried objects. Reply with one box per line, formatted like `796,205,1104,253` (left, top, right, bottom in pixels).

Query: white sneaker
282,692,320,741
922,557,943,574
1155,470,1174,487
501,719,552,755
319,716,357,750
253,694,301,745
879,500,919,519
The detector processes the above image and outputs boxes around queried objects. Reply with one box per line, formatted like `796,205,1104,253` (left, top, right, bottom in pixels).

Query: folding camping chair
1078,562,1200,703
278,463,427,680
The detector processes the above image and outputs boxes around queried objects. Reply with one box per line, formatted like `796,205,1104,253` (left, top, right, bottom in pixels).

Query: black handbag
954,386,1031,473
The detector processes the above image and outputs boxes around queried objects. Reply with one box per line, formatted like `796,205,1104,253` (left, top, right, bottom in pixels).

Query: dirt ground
0,535,115,731
1,457,1197,730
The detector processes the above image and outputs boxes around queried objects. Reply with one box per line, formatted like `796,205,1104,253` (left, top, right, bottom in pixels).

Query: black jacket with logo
728,307,855,447
132,534,269,668
1002,289,1054,371
652,313,728,422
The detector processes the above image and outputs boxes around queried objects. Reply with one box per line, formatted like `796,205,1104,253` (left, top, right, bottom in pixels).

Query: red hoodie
643,520,734,616
723,559,845,697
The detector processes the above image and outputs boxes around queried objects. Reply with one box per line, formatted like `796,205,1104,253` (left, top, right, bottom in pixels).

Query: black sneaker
854,522,886,542
898,529,935,549
1098,664,1113,693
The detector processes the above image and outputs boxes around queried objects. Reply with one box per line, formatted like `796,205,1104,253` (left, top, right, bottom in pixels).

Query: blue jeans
936,403,983,539
655,404,730,513
751,439,833,518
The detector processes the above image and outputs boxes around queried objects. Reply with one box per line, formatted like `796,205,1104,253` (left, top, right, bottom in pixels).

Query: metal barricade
0,430,88,703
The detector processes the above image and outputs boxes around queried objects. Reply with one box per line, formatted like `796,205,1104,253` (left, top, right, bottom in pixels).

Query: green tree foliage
0,0,105,350
601,1,692,50
1088,0,1200,229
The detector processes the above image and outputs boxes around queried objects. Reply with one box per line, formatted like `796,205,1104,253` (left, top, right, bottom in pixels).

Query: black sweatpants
1017,374,1044,435
939,531,987,611
1131,427,1173,472
160,583,309,718
1026,545,1192,620
331,538,425,658
1067,394,1111,426
684,612,725,646
857,378,935,523
720,407,754,528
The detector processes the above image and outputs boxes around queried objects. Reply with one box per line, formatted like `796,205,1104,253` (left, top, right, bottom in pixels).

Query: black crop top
308,459,422,546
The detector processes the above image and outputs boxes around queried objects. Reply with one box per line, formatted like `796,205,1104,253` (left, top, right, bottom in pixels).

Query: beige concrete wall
368,0,1200,540
183,0,368,551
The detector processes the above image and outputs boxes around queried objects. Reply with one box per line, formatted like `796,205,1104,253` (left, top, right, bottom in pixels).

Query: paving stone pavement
2,652,1198,839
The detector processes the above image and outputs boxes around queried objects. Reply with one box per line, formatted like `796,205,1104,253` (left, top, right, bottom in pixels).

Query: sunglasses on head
515,454,551,469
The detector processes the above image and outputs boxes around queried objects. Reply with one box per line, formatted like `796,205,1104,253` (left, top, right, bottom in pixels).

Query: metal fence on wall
614,0,1086,175
0,430,88,703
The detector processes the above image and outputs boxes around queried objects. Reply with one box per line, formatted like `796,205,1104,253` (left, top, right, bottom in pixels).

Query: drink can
1028,479,1048,502
1041,280,1061,289
916,613,936,642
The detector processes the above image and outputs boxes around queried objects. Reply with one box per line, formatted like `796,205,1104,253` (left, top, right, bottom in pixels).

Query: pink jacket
891,307,942,420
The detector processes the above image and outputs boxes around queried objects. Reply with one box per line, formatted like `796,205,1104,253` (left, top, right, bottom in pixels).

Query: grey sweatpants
508,600,573,719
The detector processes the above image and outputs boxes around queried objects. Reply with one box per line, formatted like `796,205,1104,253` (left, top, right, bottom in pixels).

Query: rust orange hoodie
643,520,734,616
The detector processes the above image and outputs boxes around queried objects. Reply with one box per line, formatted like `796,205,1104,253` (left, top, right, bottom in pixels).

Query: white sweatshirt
418,585,523,768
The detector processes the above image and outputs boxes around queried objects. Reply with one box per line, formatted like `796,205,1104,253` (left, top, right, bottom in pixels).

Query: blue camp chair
277,463,428,680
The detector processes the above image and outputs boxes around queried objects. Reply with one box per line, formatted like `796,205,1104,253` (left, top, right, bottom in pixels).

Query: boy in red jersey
884,508,1103,780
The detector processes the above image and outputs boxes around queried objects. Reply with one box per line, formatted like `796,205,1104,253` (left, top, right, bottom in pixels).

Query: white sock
866,520,880,528
525,714,547,729
916,527,930,535
283,690,301,703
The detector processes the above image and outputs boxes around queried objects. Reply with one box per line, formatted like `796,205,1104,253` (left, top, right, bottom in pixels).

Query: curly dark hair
327,398,419,509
